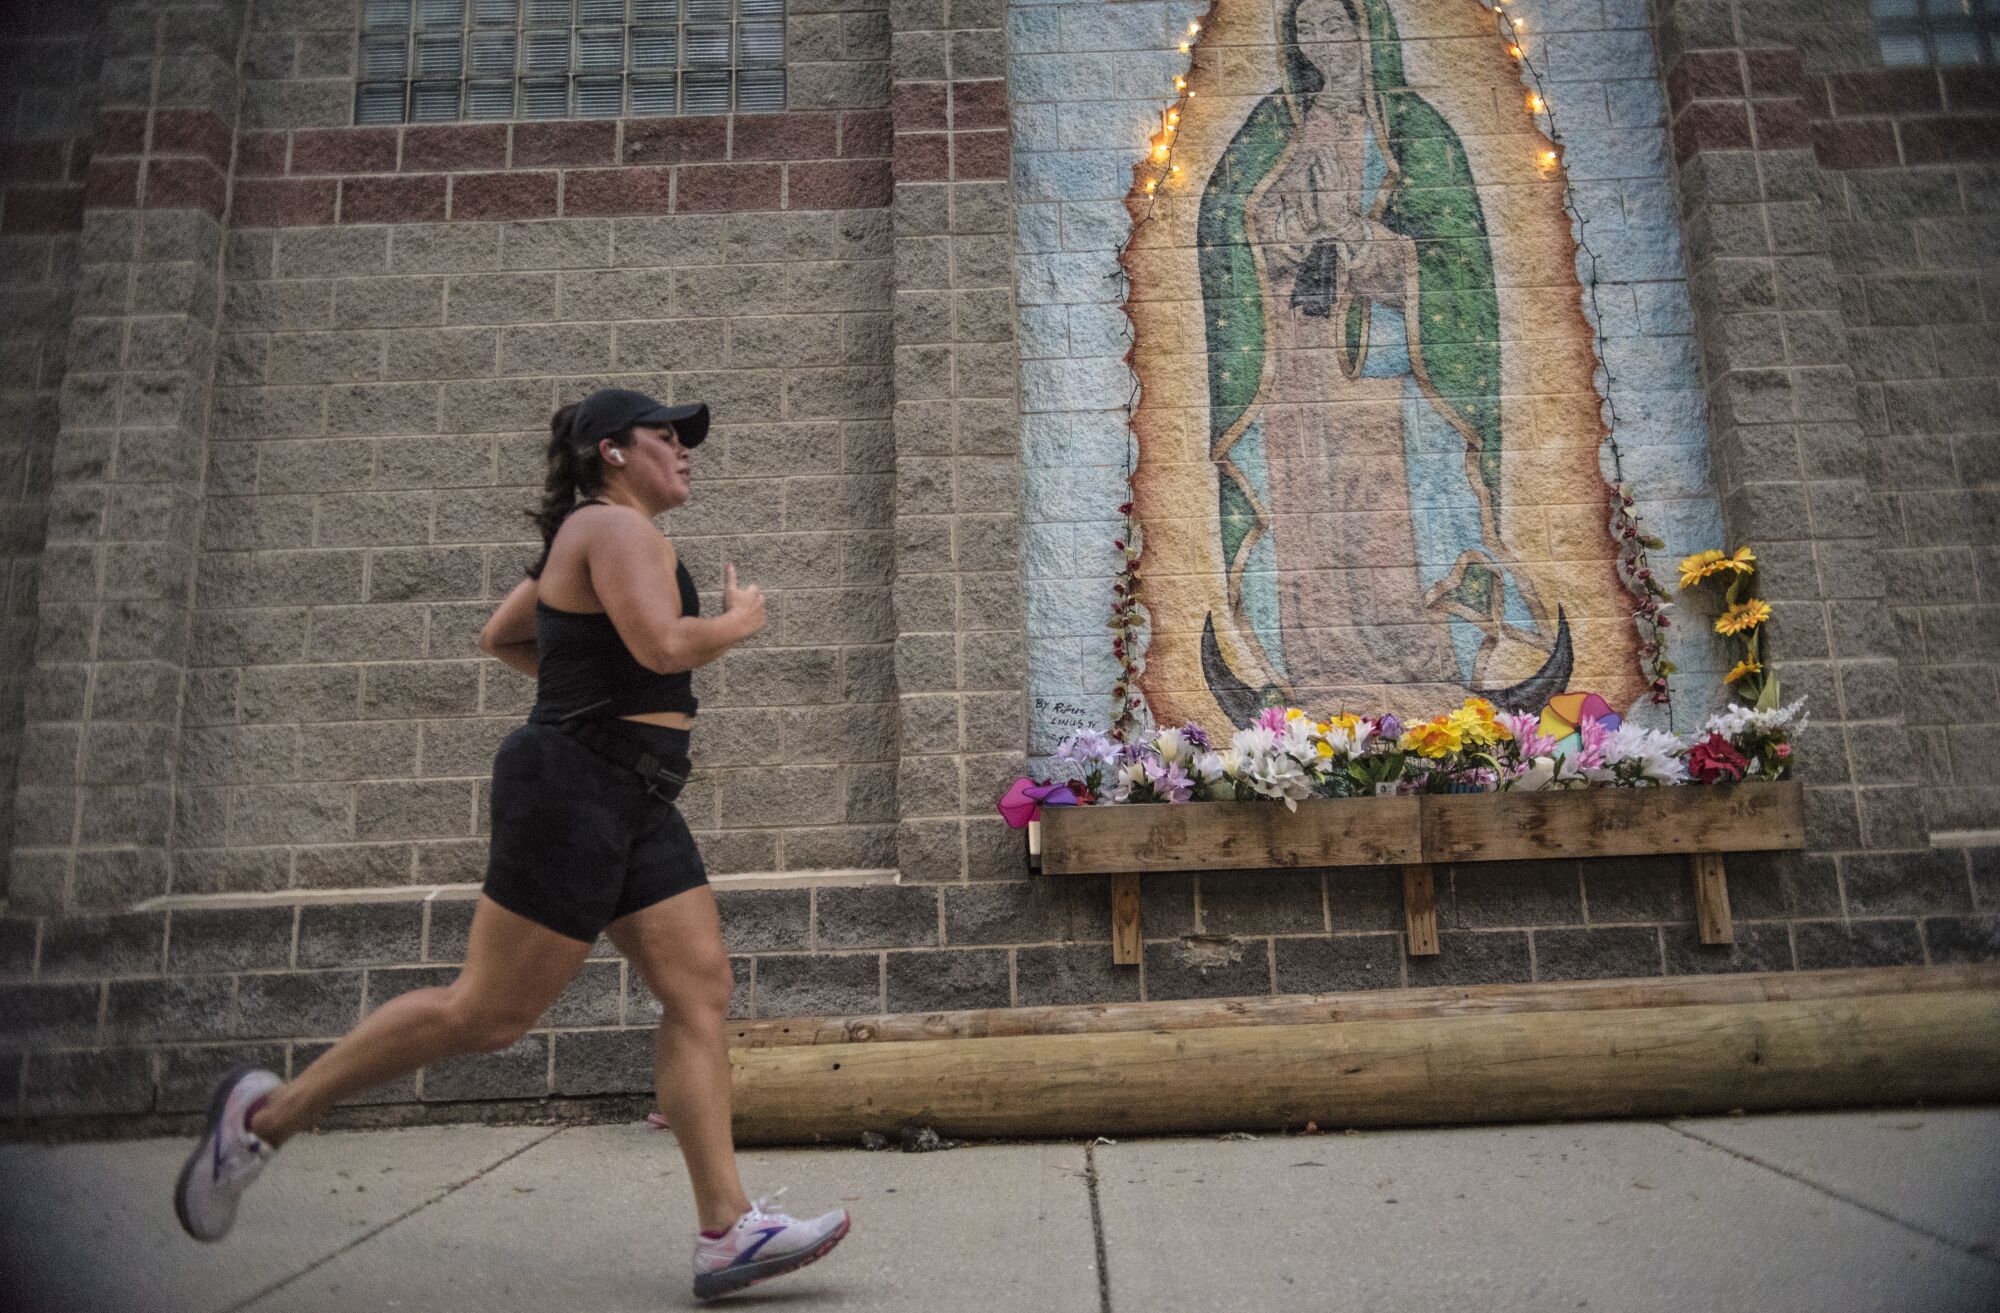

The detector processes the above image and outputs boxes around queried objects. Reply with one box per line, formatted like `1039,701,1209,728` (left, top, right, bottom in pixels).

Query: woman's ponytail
527,403,586,579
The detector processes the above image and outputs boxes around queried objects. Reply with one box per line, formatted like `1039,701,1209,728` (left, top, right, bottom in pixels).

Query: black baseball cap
572,387,709,449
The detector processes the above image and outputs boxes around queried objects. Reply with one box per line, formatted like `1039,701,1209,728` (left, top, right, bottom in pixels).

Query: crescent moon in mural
1122,0,1643,730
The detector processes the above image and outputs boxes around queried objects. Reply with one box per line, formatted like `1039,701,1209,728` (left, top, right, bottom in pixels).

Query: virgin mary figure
1123,0,1642,728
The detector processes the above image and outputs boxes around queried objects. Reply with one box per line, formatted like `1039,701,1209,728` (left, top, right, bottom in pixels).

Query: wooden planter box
1037,781,1806,965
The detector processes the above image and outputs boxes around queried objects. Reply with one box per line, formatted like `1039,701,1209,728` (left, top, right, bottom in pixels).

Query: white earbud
605,450,625,466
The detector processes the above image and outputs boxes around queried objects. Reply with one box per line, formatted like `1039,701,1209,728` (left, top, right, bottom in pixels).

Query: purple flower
1374,713,1403,742
1145,755,1195,803
1179,723,1212,752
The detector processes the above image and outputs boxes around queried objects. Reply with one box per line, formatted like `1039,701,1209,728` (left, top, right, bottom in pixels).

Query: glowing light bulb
1167,109,1180,125
1175,75,1187,91
1188,20,1200,34
1144,178,1158,194
1540,149,1559,169
1179,40,1191,52
1512,16,1524,29
1509,43,1522,58
1171,163,1182,174
1528,93,1544,112
1152,142,1170,162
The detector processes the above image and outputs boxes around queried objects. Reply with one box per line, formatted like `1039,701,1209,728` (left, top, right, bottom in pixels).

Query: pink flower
1255,706,1289,733
1497,711,1559,758
1576,716,1611,772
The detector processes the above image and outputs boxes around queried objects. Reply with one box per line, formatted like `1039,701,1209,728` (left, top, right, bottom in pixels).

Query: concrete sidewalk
3,1108,1997,1313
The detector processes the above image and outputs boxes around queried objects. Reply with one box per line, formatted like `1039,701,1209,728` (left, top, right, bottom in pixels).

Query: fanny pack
551,703,690,804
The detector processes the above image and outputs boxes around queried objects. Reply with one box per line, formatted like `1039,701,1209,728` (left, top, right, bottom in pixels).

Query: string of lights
1100,1,1676,735
1481,0,1677,715
1104,15,1206,739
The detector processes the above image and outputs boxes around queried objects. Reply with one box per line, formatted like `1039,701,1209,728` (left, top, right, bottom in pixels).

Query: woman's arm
586,508,765,673
478,575,540,677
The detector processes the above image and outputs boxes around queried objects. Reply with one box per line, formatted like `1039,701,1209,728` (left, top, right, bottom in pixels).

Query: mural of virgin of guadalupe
1123,0,1643,729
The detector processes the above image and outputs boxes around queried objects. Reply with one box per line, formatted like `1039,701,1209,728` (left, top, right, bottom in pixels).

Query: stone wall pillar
1655,0,1927,863
0,2,105,901
888,0,1026,881
9,0,247,913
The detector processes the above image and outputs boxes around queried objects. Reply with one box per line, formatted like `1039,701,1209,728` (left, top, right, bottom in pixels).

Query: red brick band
1666,50,2000,172
77,106,894,226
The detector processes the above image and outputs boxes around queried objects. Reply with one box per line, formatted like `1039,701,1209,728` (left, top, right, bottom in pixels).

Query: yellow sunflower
1715,598,1772,636
1724,657,1763,684
1678,549,1726,589
1722,546,1757,574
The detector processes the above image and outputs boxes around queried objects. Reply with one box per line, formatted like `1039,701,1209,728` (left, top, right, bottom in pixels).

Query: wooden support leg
1691,852,1734,945
1402,863,1439,957
1111,872,1142,965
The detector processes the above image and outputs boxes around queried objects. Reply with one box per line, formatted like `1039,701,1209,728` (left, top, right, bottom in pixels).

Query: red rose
1687,733,1748,784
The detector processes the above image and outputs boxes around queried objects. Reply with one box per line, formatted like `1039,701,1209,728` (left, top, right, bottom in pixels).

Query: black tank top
530,558,701,723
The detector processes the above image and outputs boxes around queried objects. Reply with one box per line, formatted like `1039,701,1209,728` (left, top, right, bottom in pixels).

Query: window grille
355,0,785,124
1872,0,1997,66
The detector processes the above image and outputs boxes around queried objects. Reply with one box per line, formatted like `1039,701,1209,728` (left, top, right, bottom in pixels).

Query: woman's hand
723,562,766,640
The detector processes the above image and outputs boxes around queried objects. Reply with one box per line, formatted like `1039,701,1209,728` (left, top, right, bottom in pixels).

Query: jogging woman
174,388,850,1300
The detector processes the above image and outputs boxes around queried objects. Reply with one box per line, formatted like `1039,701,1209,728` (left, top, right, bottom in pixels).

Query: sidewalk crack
1085,1141,1112,1313
1664,1121,1999,1268
223,1125,569,1313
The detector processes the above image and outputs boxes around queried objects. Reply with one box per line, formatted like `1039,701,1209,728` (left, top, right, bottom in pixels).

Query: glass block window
1873,0,1998,66
355,0,785,123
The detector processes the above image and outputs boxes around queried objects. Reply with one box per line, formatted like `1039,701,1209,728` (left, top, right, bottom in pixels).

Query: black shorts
483,720,707,943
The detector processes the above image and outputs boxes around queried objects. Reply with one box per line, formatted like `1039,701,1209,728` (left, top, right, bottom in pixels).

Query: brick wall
1784,4,2000,840
888,0,1027,887
1652,0,1998,968
2,0,1997,1125
186,104,897,892
0,2,103,899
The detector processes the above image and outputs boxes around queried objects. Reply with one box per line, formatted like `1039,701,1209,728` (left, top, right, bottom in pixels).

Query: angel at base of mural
1122,0,1644,731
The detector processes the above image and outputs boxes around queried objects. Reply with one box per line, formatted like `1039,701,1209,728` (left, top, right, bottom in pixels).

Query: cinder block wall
0,0,1994,1123
0,2,105,899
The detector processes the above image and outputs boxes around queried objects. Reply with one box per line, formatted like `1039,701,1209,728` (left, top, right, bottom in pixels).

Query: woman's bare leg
607,886,750,1233
250,897,592,1147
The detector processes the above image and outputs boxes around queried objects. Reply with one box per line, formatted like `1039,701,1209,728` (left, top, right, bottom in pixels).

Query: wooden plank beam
1419,780,1804,863
1039,795,1421,874
728,963,2000,1048
1402,863,1439,956
729,988,2000,1144
1110,871,1141,965
1692,852,1734,944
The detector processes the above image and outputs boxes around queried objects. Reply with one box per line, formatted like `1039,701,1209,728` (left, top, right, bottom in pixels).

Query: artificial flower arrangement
997,539,1808,824
1000,692,1807,824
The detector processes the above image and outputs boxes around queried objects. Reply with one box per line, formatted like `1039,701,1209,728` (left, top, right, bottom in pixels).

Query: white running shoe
174,1066,281,1242
692,1190,851,1300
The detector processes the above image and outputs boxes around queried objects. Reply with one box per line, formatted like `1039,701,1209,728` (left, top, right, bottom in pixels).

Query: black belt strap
551,703,689,802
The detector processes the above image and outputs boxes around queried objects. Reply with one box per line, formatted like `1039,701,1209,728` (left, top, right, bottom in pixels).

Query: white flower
1585,724,1688,786
1276,718,1318,763
1192,749,1233,783
1319,721,1369,758
1153,727,1189,766
1702,697,1809,742
1231,725,1278,760
1105,758,1148,803
1514,756,1559,791
1242,750,1314,810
